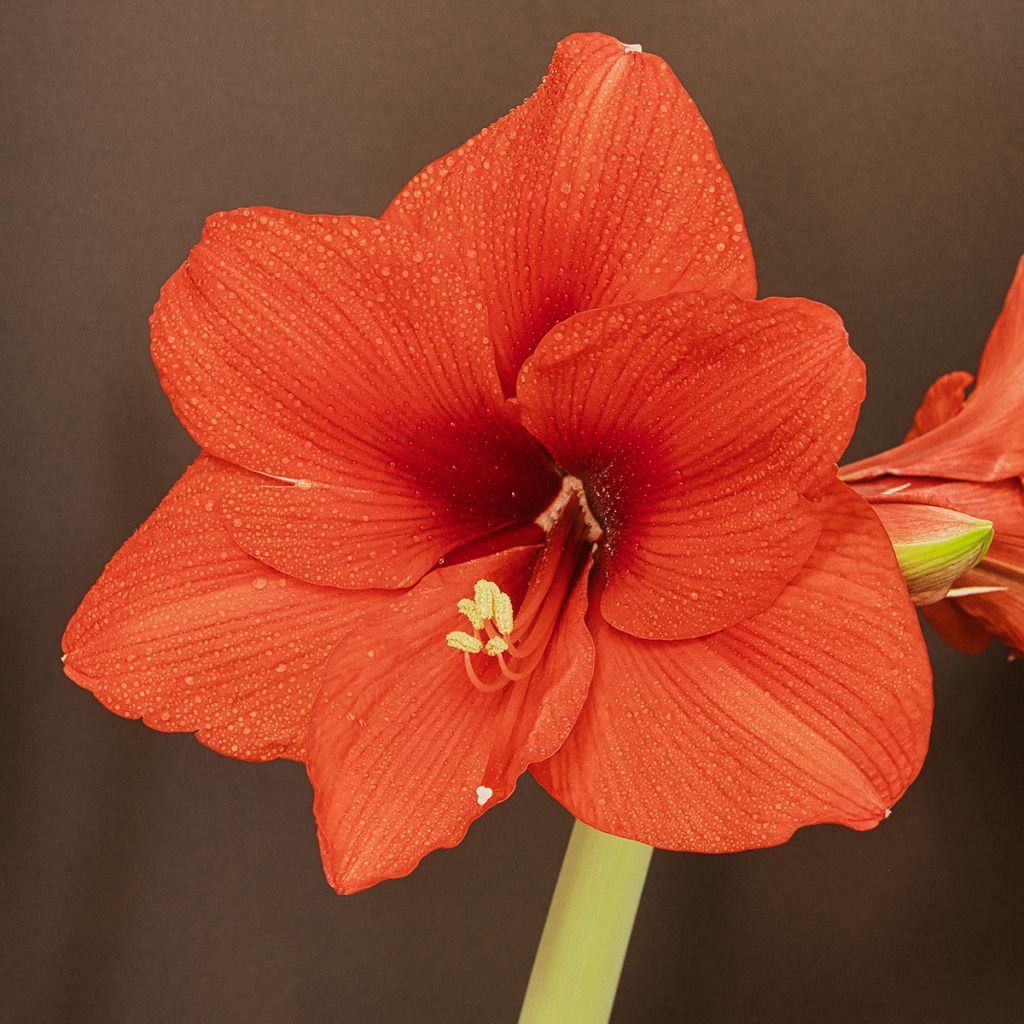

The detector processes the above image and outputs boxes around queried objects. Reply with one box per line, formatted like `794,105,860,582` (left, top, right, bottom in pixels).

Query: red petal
852,476,1024,537
902,371,973,441
62,456,380,761
384,32,756,393
856,476,1024,653
152,207,556,589
307,548,594,893
517,292,863,639
842,258,1024,481
933,535,1024,655
533,482,933,850
920,599,992,655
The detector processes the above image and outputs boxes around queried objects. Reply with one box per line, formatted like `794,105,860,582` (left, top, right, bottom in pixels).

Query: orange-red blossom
64,34,932,893
844,259,1024,657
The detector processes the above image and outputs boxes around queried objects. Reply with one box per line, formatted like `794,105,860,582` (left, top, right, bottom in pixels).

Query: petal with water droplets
62,456,387,761
384,31,756,393
307,548,593,893
517,291,863,639
533,483,932,850
151,207,557,589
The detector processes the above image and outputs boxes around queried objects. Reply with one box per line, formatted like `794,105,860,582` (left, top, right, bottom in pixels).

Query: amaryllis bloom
843,258,1024,656
63,33,932,893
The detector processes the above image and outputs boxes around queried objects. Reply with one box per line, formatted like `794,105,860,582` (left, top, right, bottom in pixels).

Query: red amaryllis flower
843,258,1024,656
63,33,932,893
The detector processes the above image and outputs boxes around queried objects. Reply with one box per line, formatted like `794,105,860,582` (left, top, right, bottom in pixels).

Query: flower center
445,478,600,695
443,479,600,804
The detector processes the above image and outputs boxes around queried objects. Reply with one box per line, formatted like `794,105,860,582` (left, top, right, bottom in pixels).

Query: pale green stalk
518,819,653,1024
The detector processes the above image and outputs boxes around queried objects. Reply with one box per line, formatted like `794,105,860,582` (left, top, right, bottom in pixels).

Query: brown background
3,1,1023,1021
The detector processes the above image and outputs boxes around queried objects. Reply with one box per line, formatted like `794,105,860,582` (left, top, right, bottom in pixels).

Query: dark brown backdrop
3,2,1022,1022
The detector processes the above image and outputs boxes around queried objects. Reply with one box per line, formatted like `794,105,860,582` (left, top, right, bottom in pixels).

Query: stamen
474,580,501,620
463,653,509,693
946,585,1008,598
457,597,485,630
880,482,913,496
446,631,483,654
493,591,514,636
443,479,601,800
495,652,533,681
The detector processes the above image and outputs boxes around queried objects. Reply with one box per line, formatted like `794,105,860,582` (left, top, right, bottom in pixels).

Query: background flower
844,259,1024,655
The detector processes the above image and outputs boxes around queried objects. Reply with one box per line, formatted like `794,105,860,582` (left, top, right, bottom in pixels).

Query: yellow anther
493,592,514,636
447,580,517,661
446,631,483,655
457,597,485,631
473,580,502,621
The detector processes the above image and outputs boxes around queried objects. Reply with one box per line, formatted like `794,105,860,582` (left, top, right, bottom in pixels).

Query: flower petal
842,258,1024,481
855,476,1024,653
870,501,993,605
928,535,1024,656
919,598,992,655
151,207,556,589
62,456,378,761
851,476,1024,538
516,292,863,639
307,547,594,893
903,370,974,441
533,482,933,851
384,32,756,393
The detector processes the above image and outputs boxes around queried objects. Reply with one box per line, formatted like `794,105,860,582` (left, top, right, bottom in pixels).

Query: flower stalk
518,820,653,1024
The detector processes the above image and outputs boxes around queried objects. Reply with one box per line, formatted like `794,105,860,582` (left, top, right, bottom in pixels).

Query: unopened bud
871,502,994,605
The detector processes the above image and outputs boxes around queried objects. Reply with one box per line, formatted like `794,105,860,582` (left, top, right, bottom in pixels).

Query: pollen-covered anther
493,592,514,636
446,631,483,654
457,597,485,630
447,579,529,693
473,580,502,621
449,493,593,702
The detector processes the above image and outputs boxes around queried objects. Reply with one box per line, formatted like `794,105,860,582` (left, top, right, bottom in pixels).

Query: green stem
518,819,653,1024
